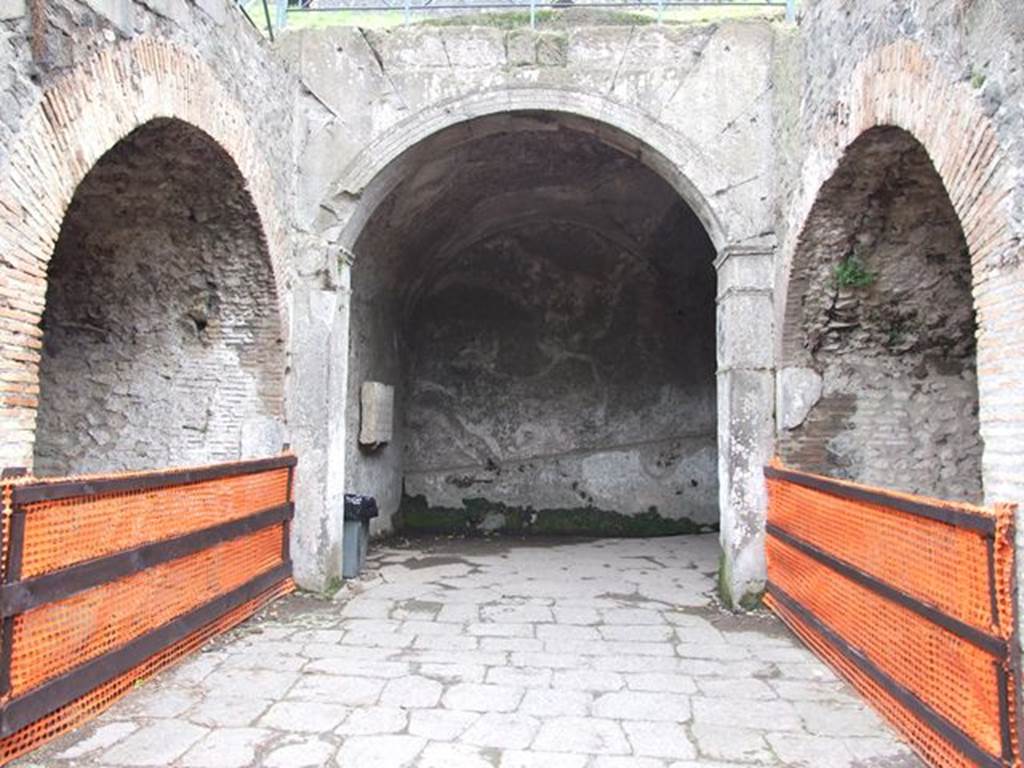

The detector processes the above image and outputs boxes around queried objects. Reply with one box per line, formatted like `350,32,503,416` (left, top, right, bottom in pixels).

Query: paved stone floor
18,535,921,767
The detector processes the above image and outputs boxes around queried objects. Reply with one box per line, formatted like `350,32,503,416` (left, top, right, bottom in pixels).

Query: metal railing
248,0,793,35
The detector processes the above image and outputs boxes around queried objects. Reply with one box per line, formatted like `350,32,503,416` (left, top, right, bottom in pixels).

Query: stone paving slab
14,536,922,767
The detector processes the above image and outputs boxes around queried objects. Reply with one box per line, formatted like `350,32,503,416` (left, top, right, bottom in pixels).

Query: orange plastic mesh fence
0,579,292,766
10,526,283,695
768,594,979,768
765,460,1021,768
19,467,290,578
767,472,997,631
0,454,296,765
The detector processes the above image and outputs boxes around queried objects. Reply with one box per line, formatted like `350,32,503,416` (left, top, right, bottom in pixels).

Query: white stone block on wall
82,0,134,31
0,0,25,20
777,367,823,430
194,0,226,25
360,382,394,446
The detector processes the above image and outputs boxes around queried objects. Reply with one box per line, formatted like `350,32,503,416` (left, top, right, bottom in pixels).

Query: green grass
280,4,787,31
284,8,405,28
633,4,786,23
242,0,278,31
834,255,876,289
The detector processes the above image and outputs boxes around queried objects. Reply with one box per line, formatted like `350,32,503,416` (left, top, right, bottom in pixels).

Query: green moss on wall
716,552,764,610
396,493,716,538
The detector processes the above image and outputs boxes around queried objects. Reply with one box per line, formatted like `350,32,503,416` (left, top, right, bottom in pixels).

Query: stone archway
0,37,290,472
334,108,774,608
333,91,732,253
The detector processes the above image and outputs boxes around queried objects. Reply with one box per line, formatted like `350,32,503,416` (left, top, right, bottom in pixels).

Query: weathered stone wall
33,120,284,476
0,0,295,201
779,126,982,502
280,19,778,249
776,0,1024,258
778,0,1024,504
346,264,406,534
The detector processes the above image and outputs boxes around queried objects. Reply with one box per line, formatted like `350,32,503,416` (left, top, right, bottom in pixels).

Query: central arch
340,108,731,572
334,90,732,253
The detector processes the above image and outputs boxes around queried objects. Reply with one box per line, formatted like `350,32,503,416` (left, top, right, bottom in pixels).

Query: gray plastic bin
343,494,379,578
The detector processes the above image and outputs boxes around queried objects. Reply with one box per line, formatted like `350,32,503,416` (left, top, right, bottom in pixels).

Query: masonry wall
279,19,778,253
0,0,319,575
777,0,1024,259
33,120,284,476
0,0,298,469
0,0,295,200
778,126,983,502
779,0,1024,505
11,0,1018,596
346,267,406,534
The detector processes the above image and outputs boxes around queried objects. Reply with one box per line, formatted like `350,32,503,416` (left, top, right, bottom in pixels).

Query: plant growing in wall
833,254,876,289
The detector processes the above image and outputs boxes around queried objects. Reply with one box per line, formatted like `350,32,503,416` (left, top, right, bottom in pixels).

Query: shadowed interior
347,112,718,535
